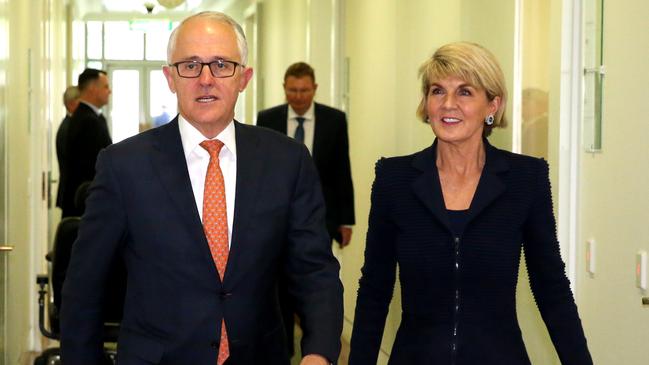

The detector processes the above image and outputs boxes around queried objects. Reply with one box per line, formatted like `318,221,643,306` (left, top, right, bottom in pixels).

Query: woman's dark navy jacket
349,139,592,364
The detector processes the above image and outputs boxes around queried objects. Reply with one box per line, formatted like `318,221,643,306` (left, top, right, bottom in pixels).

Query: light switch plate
586,239,596,275
636,251,647,290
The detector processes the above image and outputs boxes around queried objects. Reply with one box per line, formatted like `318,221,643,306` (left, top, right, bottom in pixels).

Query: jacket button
210,341,219,349
220,291,232,300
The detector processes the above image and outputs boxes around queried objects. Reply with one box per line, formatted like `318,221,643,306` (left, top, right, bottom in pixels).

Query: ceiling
75,0,235,20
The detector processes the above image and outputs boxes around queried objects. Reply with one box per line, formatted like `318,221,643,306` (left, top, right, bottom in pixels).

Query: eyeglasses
170,59,242,78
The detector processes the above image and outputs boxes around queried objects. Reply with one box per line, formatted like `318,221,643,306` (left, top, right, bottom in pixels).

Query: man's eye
185,63,198,70
215,61,226,69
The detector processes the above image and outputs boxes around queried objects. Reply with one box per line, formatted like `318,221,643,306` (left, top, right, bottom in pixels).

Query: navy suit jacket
62,102,111,216
257,103,355,242
55,114,71,208
349,140,592,365
60,119,343,365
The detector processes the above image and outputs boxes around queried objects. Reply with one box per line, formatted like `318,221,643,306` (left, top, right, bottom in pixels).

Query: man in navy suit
256,62,354,357
61,12,342,365
61,68,112,217
257,62,355,246
55,85,80,210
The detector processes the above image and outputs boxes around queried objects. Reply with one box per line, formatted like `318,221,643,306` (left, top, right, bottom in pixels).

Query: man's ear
239,67,254,92
162,65,177,94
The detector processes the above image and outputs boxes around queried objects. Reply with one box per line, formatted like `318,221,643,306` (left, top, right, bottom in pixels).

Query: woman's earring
485,114,495,126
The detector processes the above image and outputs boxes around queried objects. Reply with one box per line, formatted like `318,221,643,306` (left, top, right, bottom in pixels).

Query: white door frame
558,0,584,291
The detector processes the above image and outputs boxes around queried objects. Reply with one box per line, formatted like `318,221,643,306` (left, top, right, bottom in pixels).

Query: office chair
35,181,125,365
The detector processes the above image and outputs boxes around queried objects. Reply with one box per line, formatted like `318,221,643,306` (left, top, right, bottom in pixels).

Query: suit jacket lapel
411,143,452,232
150,118,218,277
224,121,264,286
466,140,509,224
274,106,289,134
312,103,324,161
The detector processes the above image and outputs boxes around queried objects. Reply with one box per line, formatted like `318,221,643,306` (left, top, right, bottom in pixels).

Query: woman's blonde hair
416,42,508,137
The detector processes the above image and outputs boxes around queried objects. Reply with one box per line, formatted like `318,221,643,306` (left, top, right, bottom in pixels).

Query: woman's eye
459,88,472,96
430,88,443,95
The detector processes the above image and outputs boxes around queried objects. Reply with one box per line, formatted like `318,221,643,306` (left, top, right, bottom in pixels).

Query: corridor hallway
1,0,648,364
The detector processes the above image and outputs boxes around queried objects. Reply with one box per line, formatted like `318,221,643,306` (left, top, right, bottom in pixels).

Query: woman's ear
489,95,502,116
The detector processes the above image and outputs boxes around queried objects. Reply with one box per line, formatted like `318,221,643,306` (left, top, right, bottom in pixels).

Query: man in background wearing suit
55,85,80,211
256,62,354,357
61,68,112,217
61,11,342,365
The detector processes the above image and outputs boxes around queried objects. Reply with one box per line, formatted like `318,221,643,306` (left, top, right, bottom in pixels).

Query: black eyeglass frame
170,59,243,78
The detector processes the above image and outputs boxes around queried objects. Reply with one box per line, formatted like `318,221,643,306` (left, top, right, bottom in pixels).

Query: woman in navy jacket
349,42,592,364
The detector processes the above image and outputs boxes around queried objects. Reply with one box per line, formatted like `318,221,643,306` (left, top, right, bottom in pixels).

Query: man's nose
198,64,214,83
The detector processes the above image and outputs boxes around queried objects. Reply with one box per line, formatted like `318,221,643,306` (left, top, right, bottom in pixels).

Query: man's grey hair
63,85,80,105
167,11,248,66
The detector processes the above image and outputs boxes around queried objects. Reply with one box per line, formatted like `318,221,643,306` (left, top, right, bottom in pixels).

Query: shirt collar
178,115,237,160
288,102,315,121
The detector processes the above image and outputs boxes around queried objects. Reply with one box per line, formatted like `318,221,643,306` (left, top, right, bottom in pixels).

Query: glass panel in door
149,69,177,128
109,69,141,143
521,0,550,159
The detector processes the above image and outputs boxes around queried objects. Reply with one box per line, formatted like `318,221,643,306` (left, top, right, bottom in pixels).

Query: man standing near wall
61,69,112,217
257,62,355,356
55,85,80,211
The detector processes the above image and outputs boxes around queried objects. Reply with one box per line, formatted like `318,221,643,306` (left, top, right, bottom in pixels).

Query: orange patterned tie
200,140,230,365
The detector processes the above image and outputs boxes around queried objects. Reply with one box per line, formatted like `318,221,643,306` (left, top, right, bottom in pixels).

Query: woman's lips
441,117,461,123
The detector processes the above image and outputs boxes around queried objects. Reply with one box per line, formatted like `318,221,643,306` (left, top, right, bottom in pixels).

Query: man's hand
301,354,330,365
338,226,352,248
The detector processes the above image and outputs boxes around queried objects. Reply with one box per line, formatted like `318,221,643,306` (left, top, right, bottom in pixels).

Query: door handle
0,245,14,252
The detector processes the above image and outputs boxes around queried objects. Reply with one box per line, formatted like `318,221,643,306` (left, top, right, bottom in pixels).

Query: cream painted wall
522,0,550,91
459,0,515,151
257,0,308,110
393,1,462,154
4,0,67,361
0,0,10,361
577,0,649,363
6,0,38,361
341,3,398,362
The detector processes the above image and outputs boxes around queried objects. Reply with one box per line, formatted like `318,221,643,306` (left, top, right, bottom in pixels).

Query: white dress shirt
179,116,237,249
287,103,315,154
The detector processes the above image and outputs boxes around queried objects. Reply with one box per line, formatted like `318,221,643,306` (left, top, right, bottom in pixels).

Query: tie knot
200,139,225,157
295,116,305,125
